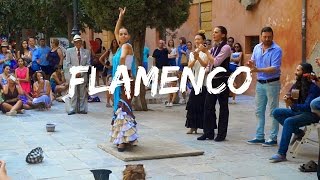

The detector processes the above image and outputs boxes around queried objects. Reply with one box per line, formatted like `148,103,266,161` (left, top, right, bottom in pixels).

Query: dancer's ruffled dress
110,44,137,146
110,99,138,145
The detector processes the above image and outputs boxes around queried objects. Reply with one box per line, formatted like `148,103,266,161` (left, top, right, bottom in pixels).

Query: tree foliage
83,0,192,110
83,0,192,35
0,0,95,41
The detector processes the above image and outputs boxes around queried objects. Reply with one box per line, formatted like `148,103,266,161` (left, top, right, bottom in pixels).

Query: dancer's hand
119,7,126,18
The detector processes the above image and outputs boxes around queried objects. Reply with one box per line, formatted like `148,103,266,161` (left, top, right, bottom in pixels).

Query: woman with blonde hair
47,38,64,75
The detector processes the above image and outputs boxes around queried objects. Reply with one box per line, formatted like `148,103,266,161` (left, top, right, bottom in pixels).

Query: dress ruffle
110,110,138,145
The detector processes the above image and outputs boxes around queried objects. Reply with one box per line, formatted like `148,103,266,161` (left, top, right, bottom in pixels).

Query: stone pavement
0,94,319,180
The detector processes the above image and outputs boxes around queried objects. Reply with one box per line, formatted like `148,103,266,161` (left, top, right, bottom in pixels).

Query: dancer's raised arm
114,7,126,44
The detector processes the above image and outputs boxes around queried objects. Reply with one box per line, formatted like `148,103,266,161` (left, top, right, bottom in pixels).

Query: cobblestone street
0,94,318,179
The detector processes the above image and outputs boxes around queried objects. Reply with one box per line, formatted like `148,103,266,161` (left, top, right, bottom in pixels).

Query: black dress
185,86,207,129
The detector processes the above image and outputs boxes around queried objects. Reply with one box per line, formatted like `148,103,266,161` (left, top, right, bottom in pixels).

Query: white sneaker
181,99,186,104
6,110,17,116
166,102,173,107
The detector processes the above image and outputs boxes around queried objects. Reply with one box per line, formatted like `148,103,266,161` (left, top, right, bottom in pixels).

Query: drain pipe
198,0,201,29
302,0,306,62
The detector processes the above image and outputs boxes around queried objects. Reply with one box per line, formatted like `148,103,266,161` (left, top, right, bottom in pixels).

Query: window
245,36,260,54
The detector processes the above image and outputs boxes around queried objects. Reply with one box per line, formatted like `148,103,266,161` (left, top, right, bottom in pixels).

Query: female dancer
110,7,138,152
197,26,232,142
185,30,209,134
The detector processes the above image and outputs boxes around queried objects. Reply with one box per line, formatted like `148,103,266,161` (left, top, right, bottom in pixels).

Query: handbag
180,54,188,66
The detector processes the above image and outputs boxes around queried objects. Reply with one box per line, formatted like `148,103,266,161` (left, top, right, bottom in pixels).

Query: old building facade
82,0,320,96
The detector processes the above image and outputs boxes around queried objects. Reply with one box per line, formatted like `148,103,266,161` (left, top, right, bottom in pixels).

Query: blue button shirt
177,44,188,66
33,46,51,66
251,42,282,80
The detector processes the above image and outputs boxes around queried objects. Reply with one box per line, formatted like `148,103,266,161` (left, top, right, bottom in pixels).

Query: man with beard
247,27,282,147
269,63,320,162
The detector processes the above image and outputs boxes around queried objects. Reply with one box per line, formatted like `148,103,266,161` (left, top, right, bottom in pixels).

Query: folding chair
290,123,320,158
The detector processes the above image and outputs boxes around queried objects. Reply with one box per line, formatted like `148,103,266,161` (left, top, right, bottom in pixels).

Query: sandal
299,160,318,172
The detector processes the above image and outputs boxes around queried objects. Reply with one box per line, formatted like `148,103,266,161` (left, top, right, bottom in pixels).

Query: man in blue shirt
33,38,50,78
247,27,282,146
269,63,320,162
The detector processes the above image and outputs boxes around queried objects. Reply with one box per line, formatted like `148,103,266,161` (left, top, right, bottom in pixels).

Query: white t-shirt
108,50,114,66
168,48,177,58
189,50,208,86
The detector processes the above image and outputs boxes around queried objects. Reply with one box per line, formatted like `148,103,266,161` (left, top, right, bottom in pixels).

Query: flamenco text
68,65,252,98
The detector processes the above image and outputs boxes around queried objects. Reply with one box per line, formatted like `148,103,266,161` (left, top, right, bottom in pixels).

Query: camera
9,75,16,82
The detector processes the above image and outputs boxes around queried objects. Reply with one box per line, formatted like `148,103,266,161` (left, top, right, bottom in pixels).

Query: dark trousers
203,78,229,138
273,109,319,155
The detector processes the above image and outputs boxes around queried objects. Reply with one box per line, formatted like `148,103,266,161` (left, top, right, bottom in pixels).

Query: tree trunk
66,12,73,41
132,28,148,111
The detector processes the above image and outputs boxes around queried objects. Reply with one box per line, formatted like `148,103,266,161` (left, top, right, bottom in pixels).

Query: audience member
1,74,24,116
32,71,51,110
50,65,68,99
229,42,243,104
99,39,118,107
33,38,50,79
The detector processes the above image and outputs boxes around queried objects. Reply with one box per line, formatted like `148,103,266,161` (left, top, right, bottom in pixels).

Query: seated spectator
310,57,320,178
0,75,24,116
15,58,33,109
269,63,320,162
0,65,11,85
32,71,51,109
50,65,68,99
